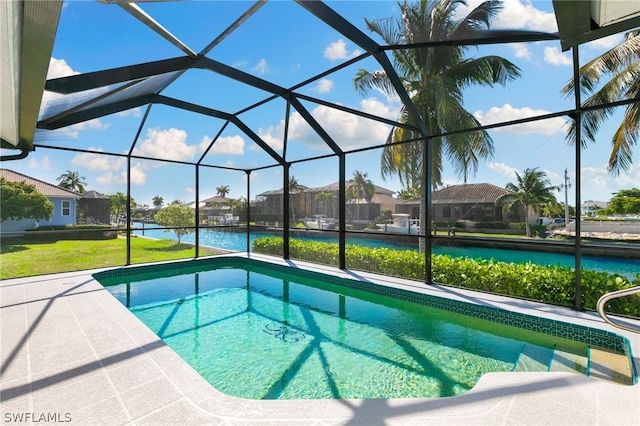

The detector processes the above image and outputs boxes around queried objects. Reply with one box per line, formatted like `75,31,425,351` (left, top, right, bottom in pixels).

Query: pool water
99,260,611,400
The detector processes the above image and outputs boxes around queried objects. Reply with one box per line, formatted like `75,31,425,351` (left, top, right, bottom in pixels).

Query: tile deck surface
1,253,639,425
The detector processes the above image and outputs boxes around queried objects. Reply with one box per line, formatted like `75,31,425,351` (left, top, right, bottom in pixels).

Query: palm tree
57,170,87,193
354,0,520,246
216,185,230,198
562,29,640,175
315,191,334,216
288,176,302,226
497,168,559,237
152,195,164,207
348,170,375,222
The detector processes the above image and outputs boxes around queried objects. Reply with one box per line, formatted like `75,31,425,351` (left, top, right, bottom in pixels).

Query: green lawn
0,236,222,279
439,230,527,239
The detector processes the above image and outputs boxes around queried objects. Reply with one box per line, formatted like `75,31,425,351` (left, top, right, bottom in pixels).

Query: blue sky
5,0,638,207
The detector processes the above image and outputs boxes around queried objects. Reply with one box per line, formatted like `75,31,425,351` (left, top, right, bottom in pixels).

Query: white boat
209,213,239,226
377,213,419,234
303,215,336,230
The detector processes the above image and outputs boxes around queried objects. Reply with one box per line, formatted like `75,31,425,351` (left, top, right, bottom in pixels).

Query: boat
377,213,419,234
208,213,239,226
303,215,336,230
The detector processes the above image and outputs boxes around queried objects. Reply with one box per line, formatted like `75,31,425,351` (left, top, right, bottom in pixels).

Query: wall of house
0,218,39,235
41,198,77,227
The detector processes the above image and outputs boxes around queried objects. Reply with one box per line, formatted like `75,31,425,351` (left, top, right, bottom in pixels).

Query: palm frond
562,30,640,96
353,69,396,96
449,55,521,88
453,0,503,33
365,16,402,45
608,97,640,175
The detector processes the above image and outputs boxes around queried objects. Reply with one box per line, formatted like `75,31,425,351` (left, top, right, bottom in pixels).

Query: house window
62,200,71,217
452,206,461,219
442,206,451,218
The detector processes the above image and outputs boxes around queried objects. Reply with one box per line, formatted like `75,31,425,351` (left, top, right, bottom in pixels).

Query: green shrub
433,221,465,228
24,225,117,240
474,221,510,229
253,236,640,317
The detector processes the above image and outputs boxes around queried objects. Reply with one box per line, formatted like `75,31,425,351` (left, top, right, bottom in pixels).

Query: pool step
589,347,634,385
513,344,553,372
514,344,634,385
549,346,587,375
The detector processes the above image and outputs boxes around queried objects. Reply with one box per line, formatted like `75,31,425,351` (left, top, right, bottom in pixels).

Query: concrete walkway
1,254,639,425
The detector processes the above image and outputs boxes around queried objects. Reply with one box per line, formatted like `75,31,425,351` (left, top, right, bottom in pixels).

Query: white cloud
117,107,143,118
132,127,198,162
71,148,126,172
578,164,640,201
257,127,284,151
47,57,79,79
316,78,334,94
256,97,398,153
27,155,52,169
232,59,249,68
185,187,194,194
544,46,572,66
584,33,623,51
324,39,362,61
474,103,567,135
456,0,558,32
289,102,392,151
91,162,150,186
360,97,399,119
252,59,269,74
510,43,533,60
199,134,245,155
487,162,518,177
129,162,148,185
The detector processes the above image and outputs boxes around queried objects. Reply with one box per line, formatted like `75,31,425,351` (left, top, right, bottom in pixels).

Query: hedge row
252,236,640,317
24,225,117,240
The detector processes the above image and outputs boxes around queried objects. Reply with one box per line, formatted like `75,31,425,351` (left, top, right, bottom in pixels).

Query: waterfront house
0,169,80,235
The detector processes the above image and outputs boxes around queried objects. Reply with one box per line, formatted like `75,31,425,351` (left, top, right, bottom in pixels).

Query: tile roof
81,190,107,199
308,180,394,196
431,183,512,204
0,169,80,198
201,195,231,204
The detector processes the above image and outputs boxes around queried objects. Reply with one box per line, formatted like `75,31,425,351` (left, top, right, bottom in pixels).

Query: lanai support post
572,47,583,311
246,170,251,253
339,153,346,269
283,164,290,260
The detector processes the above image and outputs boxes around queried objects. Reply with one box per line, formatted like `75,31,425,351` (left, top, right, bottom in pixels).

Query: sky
4,0,639,208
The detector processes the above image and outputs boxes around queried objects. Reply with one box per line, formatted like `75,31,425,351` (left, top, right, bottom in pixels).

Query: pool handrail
596,286,640,334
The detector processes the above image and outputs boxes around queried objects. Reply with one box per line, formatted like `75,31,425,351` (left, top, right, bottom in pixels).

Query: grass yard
0,236,224,279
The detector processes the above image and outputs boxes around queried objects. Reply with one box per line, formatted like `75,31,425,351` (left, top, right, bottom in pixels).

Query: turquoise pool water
98,259,618,400
132,226,639,277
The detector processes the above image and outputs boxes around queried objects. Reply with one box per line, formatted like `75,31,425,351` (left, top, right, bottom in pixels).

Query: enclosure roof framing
2,0,640,169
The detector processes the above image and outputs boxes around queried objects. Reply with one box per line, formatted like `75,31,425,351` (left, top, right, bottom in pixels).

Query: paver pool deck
1,253,639,425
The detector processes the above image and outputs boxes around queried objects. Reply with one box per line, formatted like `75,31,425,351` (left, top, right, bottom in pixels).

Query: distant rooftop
431,183,511,204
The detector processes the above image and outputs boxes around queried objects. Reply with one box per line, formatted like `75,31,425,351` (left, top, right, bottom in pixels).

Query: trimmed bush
24,225,117,240
474,221,510,229
253,236,640,317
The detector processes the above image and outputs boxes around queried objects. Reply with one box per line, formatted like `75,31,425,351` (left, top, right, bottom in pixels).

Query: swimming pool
132,226,639,277
95,257,635,400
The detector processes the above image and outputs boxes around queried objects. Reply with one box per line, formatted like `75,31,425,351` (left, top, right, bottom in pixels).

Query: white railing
596,287,640,334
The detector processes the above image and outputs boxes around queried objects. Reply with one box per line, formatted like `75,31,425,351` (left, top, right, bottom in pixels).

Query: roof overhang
553,0,640,51
0,0,62,151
